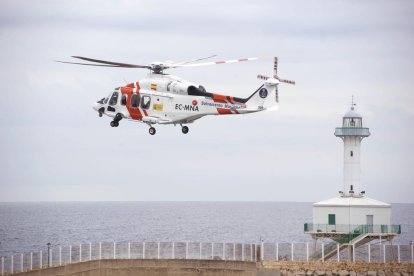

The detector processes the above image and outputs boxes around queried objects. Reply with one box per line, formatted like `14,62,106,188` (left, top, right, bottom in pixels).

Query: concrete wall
13,259,258,276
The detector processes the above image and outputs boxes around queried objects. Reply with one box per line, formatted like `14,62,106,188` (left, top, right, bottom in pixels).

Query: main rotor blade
171,54,218,66
171,56,271,68
70,56,150,69
55,60,138,68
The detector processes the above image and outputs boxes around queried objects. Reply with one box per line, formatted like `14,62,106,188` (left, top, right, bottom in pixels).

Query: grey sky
0,0,413,203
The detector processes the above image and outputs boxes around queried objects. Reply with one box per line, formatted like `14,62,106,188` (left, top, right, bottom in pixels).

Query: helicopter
57,55,295,135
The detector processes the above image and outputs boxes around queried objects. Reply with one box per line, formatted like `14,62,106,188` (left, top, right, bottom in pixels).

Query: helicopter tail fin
245,80,279,110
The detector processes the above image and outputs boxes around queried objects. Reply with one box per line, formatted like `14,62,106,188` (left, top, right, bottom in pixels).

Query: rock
306,270,313,276
356,273,366,276
401,273,409,276
296,271,305,276
377,271,385,276
349,272,356,276
367,272,376,276
316,271,326,276
393,273,400,276
339,271,350,276
326,272,333,276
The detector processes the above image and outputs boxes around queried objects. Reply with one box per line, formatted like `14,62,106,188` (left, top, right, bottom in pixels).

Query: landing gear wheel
110,121,115,127
149,127,156,135
181,126,189,134
99,112,103,117
114,121,119,127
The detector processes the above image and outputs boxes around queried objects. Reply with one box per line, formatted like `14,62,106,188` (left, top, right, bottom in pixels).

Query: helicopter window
108,92,119,106
130,94,140,108
104,97,109,104
97,98,105,104
141,96,151,109
121,94,127,106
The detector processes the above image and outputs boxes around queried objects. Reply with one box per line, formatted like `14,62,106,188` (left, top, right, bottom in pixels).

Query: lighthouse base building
304,101,401,261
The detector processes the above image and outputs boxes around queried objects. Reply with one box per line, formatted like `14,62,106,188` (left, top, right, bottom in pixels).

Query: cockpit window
108,92,119,106
97,98,105,104
141,95,151,109
130,94,140,108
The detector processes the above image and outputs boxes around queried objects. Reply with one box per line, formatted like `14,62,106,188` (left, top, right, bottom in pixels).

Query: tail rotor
257,57,295,103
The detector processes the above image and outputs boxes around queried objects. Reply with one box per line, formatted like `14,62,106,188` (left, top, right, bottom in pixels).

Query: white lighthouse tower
304,99,401,261
335,99,370,196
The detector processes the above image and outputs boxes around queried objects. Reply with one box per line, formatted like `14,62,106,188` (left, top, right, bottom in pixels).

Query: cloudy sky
0,0,413,203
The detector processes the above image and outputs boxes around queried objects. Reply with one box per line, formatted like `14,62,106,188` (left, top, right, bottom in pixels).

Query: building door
366,215,373,233
328,214,336,225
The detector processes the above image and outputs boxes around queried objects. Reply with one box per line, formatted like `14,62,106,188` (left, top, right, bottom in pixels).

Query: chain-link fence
1,241,413,275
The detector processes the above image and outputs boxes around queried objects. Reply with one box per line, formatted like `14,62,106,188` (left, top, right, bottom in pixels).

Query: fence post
185,242,188,259
276,243,279,261
59,247,61,266
11,255,13,274
69,246,72,264
21,253,23,272
1,256,3,275
337,243,340,262
50,249,53,267
211,243,214,260
157,242,160,259
113,242,116,259
199,242,202,260
291,243,294,261
367,243,370,263
30,252,33,270
40,250,42,268
223,243,225,260
233,243,236,261
306,242,309,262
80,244,82,262
172,242,175,259
383,244,386,263
128,242,131,259
242,244,244,261
254,244,257,261
99,242,102,260
321,243,324,262
89,243,92,261
397,245,400,263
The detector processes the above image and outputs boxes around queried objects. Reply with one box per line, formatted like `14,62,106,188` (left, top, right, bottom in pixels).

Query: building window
328,214,336,225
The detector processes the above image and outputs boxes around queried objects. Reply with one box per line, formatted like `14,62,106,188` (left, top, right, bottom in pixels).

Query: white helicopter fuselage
92,73,279,130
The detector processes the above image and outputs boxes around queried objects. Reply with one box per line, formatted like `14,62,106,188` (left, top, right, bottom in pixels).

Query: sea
0,202,413,257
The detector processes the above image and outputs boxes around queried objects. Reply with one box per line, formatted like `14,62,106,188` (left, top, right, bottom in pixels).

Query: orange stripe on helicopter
212,94,228,103
121,82,143,121
217,108,232,115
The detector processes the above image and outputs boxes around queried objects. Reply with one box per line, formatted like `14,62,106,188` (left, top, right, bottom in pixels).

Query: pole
30,252,33,270
368,243,371,263
40,250,42,268
89,243,92,261
242,244,244,261
113,242,116,259
172,242,175,259
291,243,294,261
128,242,131,259
411,243,413,263
337,243,340,262
21,254,23,272
223,243,225,260
233,243,236,261
157,242,160,259
185,242,188,259
59,247,61,266
276,243,279,261
211,243,214,260
1,256,3,275
261,242,264,261
50,249,53,267
11,255,13,274
47,243,51,267
80,243,82,262
99,242,102,260
353,243,355,262
69,246,72,264
199,242,202,260
143,242,145,259
254,244,257,261
383,244,386,263
251,244,253,261
397,245,400,263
